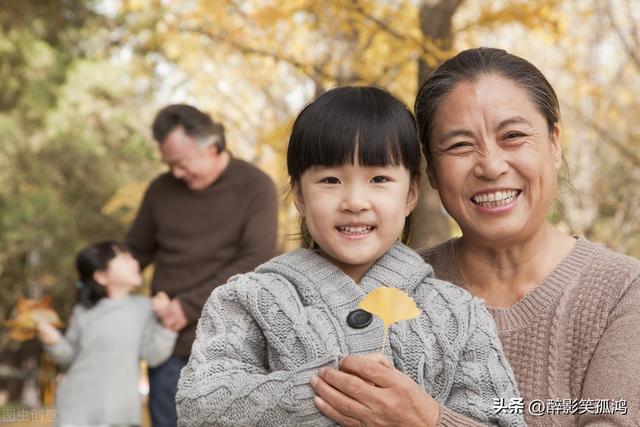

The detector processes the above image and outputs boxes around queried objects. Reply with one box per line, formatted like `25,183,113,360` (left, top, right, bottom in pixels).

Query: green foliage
0,2,158,325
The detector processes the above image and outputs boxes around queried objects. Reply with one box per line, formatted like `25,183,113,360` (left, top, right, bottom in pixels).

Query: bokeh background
1,0,639,418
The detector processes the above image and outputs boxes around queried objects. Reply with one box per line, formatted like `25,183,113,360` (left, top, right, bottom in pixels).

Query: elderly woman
310,47,640,426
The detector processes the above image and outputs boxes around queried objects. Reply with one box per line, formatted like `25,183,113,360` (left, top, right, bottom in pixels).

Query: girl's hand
37,321,61,346
310,355,440,427
160,298,188,331
151,291,170,314
153,295,188,332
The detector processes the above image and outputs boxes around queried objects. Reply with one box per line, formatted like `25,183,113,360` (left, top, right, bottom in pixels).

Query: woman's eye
504,131,525,140
371,176,389,184
320,177,340,184
446,142,472,151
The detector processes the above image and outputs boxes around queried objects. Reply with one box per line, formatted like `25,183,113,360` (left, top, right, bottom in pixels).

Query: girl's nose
340,185,372,212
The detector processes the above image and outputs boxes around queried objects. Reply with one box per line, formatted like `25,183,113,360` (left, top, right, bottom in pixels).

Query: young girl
176,87,525,426
37,241,177,426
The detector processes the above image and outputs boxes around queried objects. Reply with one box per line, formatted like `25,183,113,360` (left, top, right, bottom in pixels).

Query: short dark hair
75,241,130,308
287,86,422,246
152,104,226,152
415,47,560,169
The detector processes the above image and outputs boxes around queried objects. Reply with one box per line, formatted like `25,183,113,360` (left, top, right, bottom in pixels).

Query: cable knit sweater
420,237,640,426
176,242,525,426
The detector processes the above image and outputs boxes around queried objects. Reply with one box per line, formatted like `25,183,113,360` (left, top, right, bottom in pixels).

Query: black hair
75,241,129,308
415,47,560,170
287,86,422,247
152,104,226,152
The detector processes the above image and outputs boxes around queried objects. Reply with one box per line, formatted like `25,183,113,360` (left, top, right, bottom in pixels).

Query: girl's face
293,160,418,283
94,250,142,293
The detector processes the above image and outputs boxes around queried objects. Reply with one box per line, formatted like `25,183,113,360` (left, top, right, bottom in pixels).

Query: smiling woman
312,48,640,427
427,74,563,253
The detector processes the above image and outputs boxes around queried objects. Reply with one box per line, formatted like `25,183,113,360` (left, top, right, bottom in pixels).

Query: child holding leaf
177,87,525,426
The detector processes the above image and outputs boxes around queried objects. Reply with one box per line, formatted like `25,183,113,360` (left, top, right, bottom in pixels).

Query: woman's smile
470,188,523,214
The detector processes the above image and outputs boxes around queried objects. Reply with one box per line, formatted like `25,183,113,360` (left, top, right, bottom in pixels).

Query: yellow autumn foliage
102,180,150,224
5,298,64,341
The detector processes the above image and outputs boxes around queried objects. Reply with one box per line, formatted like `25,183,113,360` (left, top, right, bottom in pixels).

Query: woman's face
427,74,562,245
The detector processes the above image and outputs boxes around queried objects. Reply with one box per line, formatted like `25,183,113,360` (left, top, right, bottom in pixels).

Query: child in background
37,241,177,426
176,86,524,426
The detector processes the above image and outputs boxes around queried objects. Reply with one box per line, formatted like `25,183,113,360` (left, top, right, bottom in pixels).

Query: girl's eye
320,177,340,184
371,176,389,184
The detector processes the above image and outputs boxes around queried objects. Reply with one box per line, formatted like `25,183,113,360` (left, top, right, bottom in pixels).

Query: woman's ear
405,177,420,215
93,271,109,287
550,124,562,170
292,182,305,217
426,165,438,190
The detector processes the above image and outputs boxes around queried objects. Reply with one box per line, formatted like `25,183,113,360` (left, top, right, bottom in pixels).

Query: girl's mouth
336,225,376,235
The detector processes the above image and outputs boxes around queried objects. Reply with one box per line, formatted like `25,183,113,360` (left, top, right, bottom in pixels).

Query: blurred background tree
0,0,158,404
1,0,639,408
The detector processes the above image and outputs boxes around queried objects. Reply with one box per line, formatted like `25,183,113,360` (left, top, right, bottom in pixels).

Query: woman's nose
473,147,509,180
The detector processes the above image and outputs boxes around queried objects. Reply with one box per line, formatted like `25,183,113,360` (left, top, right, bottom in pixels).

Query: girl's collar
256,241,433,304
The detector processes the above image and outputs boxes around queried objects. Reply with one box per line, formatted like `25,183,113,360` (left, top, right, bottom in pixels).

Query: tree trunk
410,0,464,250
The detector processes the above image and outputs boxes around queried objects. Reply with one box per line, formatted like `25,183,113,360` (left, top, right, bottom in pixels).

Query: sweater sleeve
176,275,339,427
437,301,526,427
175,175,278,323
45,306,83,369
139,302,178,368
578,276,640,426
124,184,157,270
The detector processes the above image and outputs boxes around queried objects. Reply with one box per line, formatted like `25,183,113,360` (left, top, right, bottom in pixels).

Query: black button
347,309,372,329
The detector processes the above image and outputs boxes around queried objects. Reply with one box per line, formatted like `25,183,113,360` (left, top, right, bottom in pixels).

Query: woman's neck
456,224,576,307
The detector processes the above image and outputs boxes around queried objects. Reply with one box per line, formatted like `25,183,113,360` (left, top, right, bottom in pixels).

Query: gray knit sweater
176,242,525,426
46,295,177,425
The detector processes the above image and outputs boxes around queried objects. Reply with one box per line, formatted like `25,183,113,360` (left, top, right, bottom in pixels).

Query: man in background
125,104,278,426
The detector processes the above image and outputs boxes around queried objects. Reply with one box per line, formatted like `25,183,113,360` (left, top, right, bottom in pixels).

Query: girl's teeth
338,226,373,234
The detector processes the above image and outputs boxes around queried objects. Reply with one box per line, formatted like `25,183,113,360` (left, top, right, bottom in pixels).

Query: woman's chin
463,221,533,244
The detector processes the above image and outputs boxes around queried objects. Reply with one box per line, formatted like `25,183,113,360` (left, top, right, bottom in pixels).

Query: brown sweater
125,156,278,356
421,237,640,426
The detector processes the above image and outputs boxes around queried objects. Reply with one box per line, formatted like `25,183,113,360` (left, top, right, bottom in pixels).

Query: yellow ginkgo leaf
358,287,421,352
359,287,420,325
